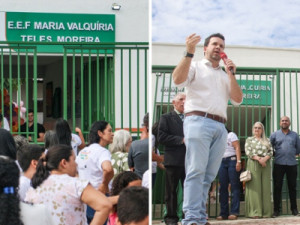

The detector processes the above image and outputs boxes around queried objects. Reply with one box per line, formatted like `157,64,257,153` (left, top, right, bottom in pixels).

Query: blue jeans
182,115,227,225
218,156,240,217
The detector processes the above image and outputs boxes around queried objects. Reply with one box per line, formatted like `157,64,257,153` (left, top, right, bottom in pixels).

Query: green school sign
3,12,115,52
230,80,272,106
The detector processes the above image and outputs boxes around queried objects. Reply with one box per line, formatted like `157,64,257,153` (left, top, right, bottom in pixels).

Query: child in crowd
116,186,148,225
17,144,45,201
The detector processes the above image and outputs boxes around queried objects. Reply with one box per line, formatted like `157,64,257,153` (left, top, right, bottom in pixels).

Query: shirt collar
201,58,221,70
174,109,182,115
280,129,290,135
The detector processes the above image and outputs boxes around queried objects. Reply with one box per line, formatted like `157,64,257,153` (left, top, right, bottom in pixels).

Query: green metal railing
0,41,148,142
0,45,38,139
152,66,300,219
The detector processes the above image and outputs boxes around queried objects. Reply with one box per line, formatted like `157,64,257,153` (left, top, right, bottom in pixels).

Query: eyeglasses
254,127,262,129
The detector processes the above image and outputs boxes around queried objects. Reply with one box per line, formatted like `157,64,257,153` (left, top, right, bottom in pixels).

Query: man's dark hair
117,186,148,224
204,33,225,47
28,109,34,114
17,144,45,172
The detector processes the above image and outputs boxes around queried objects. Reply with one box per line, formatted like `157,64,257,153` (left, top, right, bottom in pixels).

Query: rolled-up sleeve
174,62,196,89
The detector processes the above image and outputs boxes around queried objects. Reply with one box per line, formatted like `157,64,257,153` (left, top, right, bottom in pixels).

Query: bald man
270,116,300,217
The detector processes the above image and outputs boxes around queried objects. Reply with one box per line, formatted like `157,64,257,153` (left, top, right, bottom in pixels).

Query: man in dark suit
158,92,186,225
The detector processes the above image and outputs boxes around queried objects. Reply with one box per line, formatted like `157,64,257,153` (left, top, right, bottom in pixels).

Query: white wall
152,43,300,68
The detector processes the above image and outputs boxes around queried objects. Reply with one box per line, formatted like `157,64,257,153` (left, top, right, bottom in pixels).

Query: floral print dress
25,174,89,225
111,151,130,178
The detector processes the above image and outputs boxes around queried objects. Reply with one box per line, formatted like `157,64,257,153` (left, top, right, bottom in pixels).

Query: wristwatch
237,160,242,163
184,51,194,58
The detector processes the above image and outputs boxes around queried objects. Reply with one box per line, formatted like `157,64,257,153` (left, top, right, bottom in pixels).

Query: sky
152,0,300,48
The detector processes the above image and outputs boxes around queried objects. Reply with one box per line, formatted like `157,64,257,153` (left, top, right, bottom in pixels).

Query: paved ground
153,216,300,225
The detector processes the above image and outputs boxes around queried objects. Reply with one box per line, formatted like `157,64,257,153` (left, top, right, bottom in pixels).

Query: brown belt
185,111,226,124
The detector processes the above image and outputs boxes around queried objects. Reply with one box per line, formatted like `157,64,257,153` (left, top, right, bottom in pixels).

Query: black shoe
165,222,178,225
292,209,299,216
272,211,280,218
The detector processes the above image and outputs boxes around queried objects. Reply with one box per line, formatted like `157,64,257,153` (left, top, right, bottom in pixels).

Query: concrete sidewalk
153,215,300,225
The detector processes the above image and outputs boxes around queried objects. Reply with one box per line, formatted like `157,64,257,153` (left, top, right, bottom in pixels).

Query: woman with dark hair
0,156,54,225
76,120,114,223
0,156,23,225
108,171,141,225
0,128,17,160
55,118,85,156
25,144,113,225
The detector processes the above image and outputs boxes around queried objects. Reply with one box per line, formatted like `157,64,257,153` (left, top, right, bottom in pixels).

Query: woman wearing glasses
245,122,273,219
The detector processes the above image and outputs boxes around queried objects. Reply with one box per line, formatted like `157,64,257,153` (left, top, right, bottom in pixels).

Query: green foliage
1,78,25,91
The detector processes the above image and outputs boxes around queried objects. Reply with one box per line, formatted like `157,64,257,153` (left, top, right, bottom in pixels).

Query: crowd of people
2,31,300,225
0,113,149,225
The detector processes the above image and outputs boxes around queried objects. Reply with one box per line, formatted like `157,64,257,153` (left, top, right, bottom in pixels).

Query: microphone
220,52,235,75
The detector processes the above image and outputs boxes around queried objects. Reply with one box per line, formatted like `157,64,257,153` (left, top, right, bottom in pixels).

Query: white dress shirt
176,59,240,119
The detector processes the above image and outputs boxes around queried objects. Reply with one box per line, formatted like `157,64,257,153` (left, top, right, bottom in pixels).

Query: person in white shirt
17,144,45,201
172,33,243,225
142,169,149,189
216,129,242,221
76,120,114,223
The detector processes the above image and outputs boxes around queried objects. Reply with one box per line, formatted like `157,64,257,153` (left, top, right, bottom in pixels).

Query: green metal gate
0,41,148,142
62,43,148,137
152,65,300,219
0,44,38,138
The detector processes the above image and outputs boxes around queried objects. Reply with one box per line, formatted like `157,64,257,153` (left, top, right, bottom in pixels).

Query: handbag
240,170,251,182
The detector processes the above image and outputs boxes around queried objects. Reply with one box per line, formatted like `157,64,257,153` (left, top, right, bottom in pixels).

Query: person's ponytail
31,144,73,188
31,158,50,188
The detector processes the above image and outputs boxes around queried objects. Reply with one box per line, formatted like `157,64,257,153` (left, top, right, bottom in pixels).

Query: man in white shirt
172,33,243,225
